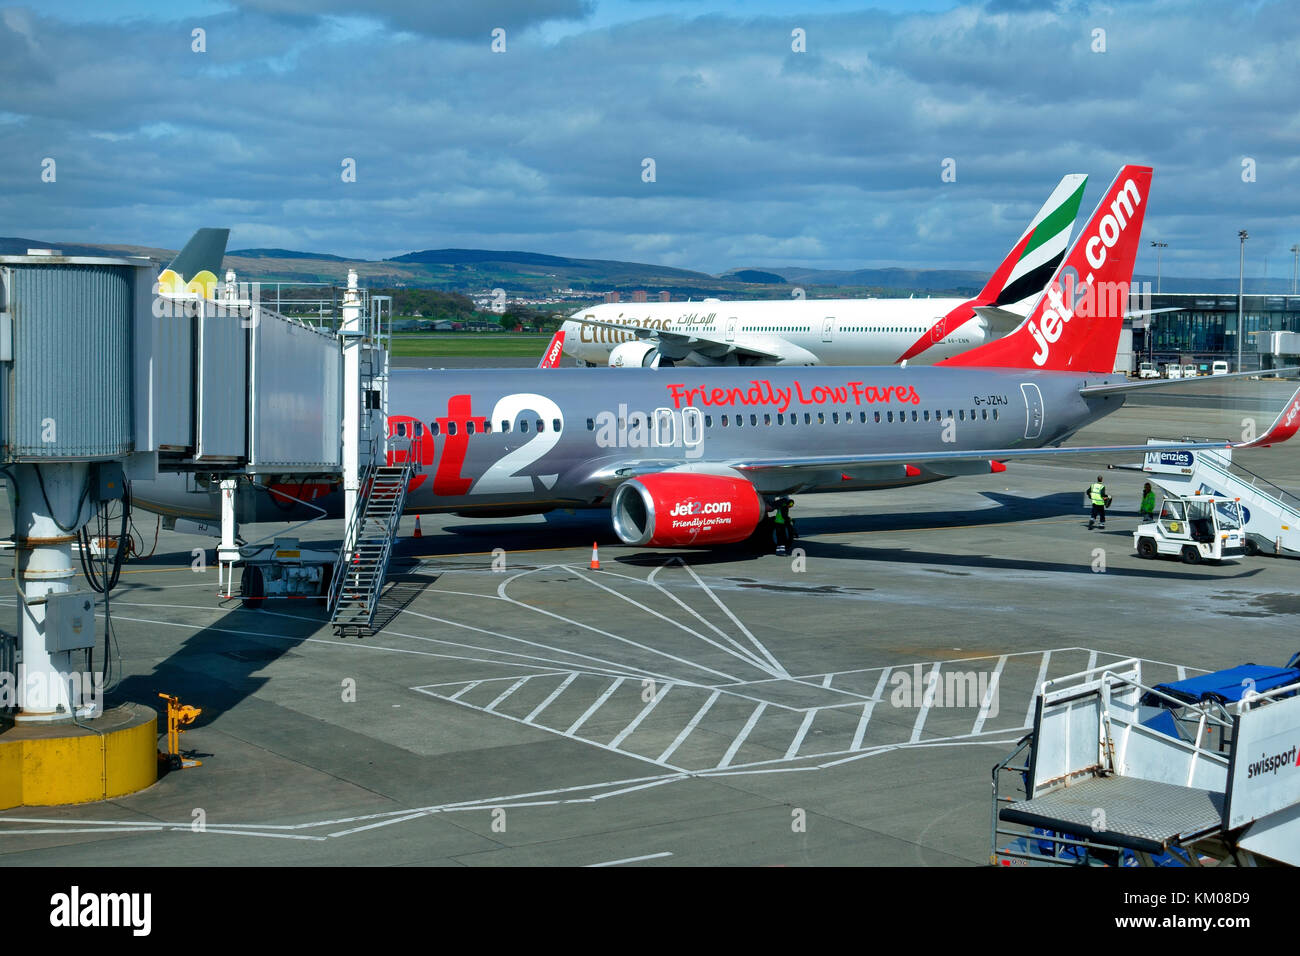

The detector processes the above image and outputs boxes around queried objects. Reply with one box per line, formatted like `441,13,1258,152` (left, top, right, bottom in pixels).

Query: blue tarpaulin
1145,665,1300,706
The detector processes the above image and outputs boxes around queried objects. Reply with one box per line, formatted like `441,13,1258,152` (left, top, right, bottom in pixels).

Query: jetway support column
217,478,239,598
341,269,362,553
10,462,92,723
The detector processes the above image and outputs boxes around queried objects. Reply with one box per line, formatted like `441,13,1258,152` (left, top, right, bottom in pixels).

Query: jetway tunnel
0,250,384,806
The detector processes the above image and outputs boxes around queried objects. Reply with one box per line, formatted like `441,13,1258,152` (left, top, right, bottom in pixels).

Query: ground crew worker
1086,475,1111,530
773,497,795,555
1140,482,1157,522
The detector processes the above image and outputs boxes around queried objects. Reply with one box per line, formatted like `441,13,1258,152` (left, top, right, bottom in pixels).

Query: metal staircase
327,458,415,633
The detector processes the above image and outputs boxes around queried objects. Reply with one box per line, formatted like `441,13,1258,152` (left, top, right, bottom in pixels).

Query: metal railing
1207,450,1300,518
326,459,376,616
0,628,14,720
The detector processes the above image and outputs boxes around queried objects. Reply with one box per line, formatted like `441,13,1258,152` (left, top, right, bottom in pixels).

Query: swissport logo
670,499,732,517
1027,176,1143,368
1246,744,1299,779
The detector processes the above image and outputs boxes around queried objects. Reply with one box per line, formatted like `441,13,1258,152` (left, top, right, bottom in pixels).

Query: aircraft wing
1078,366,1300,397
569,315,784,362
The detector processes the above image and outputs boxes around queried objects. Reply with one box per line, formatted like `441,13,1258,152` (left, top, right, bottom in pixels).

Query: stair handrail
326,458,377,615
1197,450,1300,519
327,440,416,623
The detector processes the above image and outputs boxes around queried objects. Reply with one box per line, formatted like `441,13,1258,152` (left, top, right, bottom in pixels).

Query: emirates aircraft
561,174,1087,368
133,166,1300,551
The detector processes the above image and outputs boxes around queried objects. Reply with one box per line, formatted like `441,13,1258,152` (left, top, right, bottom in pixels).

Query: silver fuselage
130,365,1125,523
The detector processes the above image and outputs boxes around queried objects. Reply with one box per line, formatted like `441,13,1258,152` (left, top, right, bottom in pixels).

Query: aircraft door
726,317,737,342
822,317,836,342
1019,382,1044,439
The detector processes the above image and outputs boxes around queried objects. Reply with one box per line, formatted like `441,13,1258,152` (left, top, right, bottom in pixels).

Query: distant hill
2,236,1293,298
0,237,135,257
724,269,787,284
230,248,361,262
390,247,717,281
390,248,577,268
766,266,986,295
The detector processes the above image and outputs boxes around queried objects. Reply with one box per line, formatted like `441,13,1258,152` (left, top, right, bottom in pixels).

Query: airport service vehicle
1212,360,1230,376
1133,493,1246,564
1164,364,1182,379
1137,361,1159,379
562,175,1088,369
1182,363,1199,378
130,166,1300,558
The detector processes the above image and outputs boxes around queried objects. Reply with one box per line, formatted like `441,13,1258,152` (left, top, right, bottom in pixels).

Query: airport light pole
1291,244,1298,295
1150,240,1167,294
1237,230,1248,373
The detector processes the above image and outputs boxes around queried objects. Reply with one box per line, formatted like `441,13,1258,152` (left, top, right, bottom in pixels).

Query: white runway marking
609,682,673,749
586,852,672,867
658,690,721,764
1027,650,1051,727
970,655,1006,736
566,677,626,735
21,552,1217,848
851,669,891,752
718,702,766,769
525,672,580,723
485,676,535,712
785,708,818,760
909,662,943,743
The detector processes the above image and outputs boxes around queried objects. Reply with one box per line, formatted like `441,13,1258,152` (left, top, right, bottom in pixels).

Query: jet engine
610,472,764,547
608,341,659,368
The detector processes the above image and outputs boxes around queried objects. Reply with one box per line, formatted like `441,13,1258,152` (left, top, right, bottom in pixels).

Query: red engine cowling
610,473,764,547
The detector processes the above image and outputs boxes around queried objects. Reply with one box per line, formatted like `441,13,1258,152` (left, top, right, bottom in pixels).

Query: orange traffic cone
590,541,600,570
413,516,423,538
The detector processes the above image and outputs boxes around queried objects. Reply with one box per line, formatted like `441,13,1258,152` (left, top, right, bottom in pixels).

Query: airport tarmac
1,373,1297,866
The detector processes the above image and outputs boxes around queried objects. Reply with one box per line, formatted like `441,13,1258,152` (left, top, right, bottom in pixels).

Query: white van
1211,360,1230,376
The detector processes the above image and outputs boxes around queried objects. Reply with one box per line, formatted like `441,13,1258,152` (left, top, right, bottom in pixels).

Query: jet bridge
0,252,365,725
992,657,1300,866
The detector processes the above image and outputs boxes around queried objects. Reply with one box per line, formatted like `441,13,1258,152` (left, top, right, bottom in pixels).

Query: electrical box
93,461,126,501
45,590,96,652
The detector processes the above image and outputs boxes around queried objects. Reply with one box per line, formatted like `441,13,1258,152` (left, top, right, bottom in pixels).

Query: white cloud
1,0,1298,279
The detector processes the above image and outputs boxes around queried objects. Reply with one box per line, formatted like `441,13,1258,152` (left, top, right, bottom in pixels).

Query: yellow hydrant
158,693,203,770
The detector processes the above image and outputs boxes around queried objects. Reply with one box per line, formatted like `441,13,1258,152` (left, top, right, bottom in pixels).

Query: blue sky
2,0,1297,281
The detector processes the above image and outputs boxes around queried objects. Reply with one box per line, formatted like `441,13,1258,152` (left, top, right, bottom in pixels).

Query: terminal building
1130,292,1300,373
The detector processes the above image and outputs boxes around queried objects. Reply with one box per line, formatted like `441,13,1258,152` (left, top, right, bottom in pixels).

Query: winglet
538,329,566,368
1235,385,1300,448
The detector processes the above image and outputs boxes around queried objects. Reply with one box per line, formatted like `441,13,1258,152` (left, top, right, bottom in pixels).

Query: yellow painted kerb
0,703,157,809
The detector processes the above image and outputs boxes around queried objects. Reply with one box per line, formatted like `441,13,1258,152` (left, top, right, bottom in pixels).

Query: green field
389,332,553,358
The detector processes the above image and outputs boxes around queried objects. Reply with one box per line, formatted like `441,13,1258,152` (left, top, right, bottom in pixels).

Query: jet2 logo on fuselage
387,392,564,498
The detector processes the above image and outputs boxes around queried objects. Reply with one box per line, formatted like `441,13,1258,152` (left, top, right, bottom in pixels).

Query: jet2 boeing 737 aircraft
560,174,1087,368
133,166,1300,551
